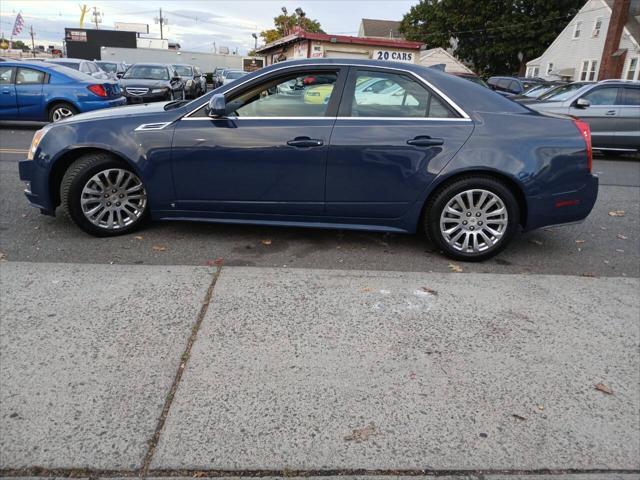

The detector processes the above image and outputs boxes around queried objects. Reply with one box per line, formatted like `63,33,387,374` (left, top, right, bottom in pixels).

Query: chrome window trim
181,116,471,122
181,62,471,120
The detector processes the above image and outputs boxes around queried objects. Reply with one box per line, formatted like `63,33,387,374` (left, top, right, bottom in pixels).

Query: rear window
124,65,169,80
51,61,80,70
174,65,193,76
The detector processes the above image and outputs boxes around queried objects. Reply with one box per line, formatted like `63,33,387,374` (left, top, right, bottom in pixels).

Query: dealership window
592,17,603,37
547,62,554,75
580,60,598,81
348,70,455,118
226,71,339,117
626,57,638,80
573,21,582,39
15,68,45,85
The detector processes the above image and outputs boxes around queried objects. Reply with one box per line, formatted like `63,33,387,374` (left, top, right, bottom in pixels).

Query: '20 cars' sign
372,50,415,63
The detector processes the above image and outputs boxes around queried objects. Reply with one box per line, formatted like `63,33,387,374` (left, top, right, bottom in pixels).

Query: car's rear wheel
424,176,519,261
60,153,149,237
49,102,78,123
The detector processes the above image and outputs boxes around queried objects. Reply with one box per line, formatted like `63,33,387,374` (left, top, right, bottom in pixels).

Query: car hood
55,101,172,124
119,78,170,88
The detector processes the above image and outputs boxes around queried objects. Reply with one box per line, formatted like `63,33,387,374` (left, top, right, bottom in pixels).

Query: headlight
27,127,49,160
151,88,168,94
186,80,193,87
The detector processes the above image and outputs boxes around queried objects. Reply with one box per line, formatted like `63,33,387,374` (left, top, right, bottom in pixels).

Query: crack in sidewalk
0,467,639,478
139,263,224,477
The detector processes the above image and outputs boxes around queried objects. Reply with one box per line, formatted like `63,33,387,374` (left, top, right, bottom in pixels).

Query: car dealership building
255,30,424,66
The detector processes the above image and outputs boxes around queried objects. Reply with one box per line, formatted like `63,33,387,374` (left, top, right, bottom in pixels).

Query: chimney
598,0,630,79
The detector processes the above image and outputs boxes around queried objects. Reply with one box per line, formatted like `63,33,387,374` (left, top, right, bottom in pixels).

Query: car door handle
286,137,324,148
605,110,616,116
406,136,444,147
2,90,11,94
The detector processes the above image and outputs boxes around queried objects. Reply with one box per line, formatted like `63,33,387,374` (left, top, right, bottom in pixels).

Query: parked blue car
0,61,125,122
18,59,598,261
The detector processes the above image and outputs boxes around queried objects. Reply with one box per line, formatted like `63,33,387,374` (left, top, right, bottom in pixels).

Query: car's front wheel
49,102,78,123
60,153,149,237
424,176,519,261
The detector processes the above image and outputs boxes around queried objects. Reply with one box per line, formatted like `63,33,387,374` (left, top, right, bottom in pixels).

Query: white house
417,47,475,74
526,0,640,81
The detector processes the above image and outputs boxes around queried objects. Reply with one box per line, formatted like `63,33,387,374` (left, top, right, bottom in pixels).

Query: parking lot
1,126,638,277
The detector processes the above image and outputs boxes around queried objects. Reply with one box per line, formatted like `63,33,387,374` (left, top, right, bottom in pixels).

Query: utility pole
155,8,167,40
91,6,102,30
29,25,35,58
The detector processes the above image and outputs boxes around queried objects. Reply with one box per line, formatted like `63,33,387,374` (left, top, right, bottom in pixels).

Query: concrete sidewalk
0,262,638,477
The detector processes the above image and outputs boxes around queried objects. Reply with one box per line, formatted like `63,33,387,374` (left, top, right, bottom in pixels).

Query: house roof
360,19,402,38
419,47,474,74
256,31,423,54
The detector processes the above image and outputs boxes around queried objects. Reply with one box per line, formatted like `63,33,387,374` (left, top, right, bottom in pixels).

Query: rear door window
15,68,45,85
620,87,640,106
345,69,456,118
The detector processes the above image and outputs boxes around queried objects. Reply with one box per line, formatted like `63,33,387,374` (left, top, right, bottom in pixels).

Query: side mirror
207,94,226,117
172,75,182,82
116,72,124,79
575,98,590,109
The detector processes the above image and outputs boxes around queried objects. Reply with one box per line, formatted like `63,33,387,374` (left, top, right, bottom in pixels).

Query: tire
60,153,149,237
48,102,78,123
423,176,520,262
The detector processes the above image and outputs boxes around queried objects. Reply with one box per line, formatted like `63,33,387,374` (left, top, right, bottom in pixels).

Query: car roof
47,58,86,64
248,58,528,114
130,63,171,68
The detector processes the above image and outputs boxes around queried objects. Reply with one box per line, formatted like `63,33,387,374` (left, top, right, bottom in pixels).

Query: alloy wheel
439,189,508,254
80,168,147,230
51,107,75,122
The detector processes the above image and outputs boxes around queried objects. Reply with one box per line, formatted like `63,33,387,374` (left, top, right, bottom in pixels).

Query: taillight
87,84,108,98
574,119,592,173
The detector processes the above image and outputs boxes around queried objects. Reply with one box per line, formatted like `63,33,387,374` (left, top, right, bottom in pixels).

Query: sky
0,0,417,54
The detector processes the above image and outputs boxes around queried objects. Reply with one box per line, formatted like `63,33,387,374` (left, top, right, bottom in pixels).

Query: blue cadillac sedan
0,61,125,122
18,59,598,261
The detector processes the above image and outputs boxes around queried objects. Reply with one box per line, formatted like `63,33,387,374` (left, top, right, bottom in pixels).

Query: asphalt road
1,126,639,277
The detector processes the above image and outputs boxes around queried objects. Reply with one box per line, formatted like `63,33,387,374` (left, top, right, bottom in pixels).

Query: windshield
538,83,586,102
52,61,79,70
174,65,193,76
523,85,550,97
226,71,245,80
124,65,169,80
98,62,117,73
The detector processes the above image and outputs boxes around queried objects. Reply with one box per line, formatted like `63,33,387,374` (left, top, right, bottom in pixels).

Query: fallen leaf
529,239,543,246
409,372,417,380
260,239,272,245
448,263,463,273
600,226,608,231
512,414,526,421
536,404,544,411
581,272,597,278
134,235,144,240
420,287,438,295
575,239,586,244
608,210,625,217
361,287,374,292
595,383,613,395
0,251,6,261
21,213,27,218
152,245,167,252
617,234,628,240
344,422,379,442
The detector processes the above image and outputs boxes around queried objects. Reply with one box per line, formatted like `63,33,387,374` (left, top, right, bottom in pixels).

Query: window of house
547,62,554,75
580,59,598,81
592,17,603,37
573,21,582,39
626,57,638,80
349,70,456,118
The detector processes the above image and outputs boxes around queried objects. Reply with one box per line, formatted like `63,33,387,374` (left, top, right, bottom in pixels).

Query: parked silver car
527,80,639,151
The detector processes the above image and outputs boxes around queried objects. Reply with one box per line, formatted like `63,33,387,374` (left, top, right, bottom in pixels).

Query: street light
251,32,257,51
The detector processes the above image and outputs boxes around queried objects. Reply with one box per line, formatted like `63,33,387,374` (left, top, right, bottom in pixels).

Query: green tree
260,7,324,44
400,0,584,76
